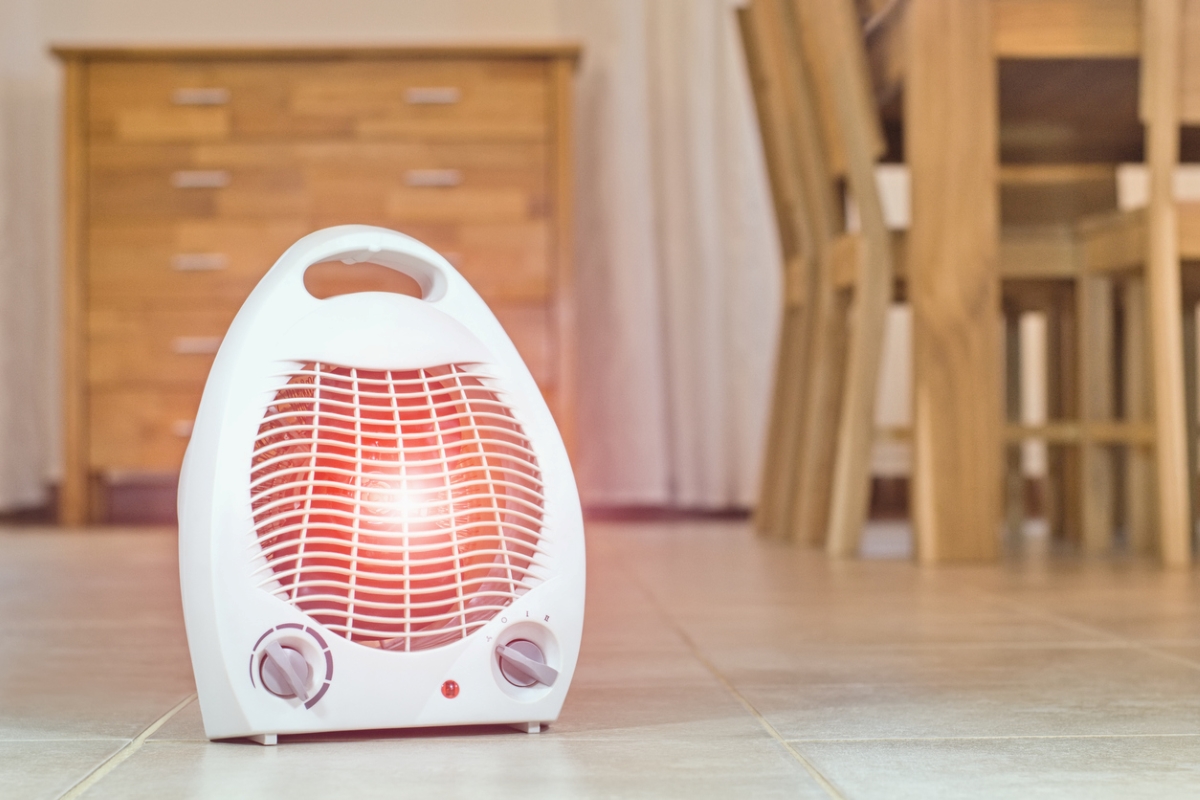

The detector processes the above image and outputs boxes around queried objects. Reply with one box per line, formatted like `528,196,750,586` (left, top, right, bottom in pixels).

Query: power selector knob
260,641,312,701
497,640,558,687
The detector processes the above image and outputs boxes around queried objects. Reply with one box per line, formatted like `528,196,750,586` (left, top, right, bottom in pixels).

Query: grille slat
249,502,548,536
253,555,543,585
259,403,525,426
251,361,546,652
250,476,545,507
250,455,546,489
257,570,540,595
252,429,540,460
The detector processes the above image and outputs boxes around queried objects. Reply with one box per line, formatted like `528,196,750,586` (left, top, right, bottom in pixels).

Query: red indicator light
441,680,460,699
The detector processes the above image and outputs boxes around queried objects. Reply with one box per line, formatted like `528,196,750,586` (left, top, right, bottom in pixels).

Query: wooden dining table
877,0,1182,561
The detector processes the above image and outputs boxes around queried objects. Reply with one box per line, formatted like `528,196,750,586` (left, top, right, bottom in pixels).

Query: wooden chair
853,0,1149,558
857,0,1195,563
739,0,896,556
745,0,1197,564
994,0,1195,564
742,0,1067,558
1066,0,1193,563
739,0,818,544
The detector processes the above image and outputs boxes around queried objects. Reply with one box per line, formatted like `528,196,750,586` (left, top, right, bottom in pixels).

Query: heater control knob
497,640,558,688
260,641,313,701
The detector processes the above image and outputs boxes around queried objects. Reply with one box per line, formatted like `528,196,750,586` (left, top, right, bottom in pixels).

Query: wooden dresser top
51,43,582,62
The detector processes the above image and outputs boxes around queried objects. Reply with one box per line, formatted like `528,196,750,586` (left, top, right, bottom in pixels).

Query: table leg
906,0,1003,561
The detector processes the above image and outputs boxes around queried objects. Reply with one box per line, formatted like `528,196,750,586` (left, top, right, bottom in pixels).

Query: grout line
0,738,129,743
681,632,848,800
674,640,1153,653
617,557,847,800
785,732,1200,743
987,596,1200,675
598,526,1200,789
57,694,196,800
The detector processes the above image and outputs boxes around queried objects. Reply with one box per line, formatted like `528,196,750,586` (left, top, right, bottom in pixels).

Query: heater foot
510,722,542,734
249,734,278,746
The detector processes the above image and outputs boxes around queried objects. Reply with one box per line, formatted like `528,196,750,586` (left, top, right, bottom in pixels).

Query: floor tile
794,735,1200,800
0,740,124,800
8,519,1200,797
0,528,181,630
732,644,1200,740
0,530,195,740
85,734,830,800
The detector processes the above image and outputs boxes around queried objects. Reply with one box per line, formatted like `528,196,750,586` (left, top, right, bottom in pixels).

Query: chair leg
1142,0,1190,565
1080,275,1116,554
1045,291,1082,545
1124,277,1156,553
825,273,894,558
1182,298,1199,545
791,288,850,546
1146,239,1191,565
754,304,810,539
1004,307,1025,546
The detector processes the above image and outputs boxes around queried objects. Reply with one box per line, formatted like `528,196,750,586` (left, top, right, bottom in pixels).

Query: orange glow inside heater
249,363,546,652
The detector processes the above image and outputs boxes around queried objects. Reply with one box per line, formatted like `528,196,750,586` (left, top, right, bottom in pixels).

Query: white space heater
178,225,585,744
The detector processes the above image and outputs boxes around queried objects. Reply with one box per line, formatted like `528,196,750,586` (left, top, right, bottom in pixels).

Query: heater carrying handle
239,224,514,381
272,225,465,311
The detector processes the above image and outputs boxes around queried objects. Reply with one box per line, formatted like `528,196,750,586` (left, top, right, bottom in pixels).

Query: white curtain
0,0,58,512
559,0,783,508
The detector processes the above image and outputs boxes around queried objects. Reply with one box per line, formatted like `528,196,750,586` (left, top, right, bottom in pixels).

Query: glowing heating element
248,362,548,652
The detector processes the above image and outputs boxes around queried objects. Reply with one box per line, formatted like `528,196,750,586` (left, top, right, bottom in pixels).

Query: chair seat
849,164,1200,282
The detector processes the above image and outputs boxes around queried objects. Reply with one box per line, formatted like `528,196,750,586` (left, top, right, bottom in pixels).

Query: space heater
178,225,585,744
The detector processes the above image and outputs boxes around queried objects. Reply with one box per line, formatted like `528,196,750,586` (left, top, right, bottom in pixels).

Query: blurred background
3,0,1194,566
0,0,786,521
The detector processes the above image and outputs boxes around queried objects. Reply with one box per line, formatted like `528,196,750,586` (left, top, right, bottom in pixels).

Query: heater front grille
249,362,547,652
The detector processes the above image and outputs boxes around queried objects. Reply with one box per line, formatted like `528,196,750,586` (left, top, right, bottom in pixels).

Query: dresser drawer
89,300,554,389
88,220,308,306
414,222,551,302
88,141,548,224
89,219,550,307
89,388,203,471
88,306,236,386
88,58,549,144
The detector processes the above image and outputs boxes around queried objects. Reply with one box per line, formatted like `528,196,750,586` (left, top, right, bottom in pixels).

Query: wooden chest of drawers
54,45,578,524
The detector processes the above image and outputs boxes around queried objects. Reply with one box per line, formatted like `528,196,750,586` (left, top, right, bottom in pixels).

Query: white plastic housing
178,225,585,741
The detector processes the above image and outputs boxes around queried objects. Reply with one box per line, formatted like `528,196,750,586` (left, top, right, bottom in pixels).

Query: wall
40,0,560,44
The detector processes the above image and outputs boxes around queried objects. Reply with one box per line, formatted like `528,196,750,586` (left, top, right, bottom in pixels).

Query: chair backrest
1174,0,1200,124
794,0,891,263
737,0,814,308
739,0,891,282
739,0,838,311
739,0,900,556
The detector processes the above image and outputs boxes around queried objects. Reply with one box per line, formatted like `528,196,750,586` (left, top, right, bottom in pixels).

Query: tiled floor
4,520,1200,798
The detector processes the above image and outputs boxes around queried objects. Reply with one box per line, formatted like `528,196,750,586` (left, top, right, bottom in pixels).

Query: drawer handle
171,170,230,189
404,169,462,188
171,87,230,106
404,87,461,105
171,336,222,355
170,420,195,438
171,253,228,271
